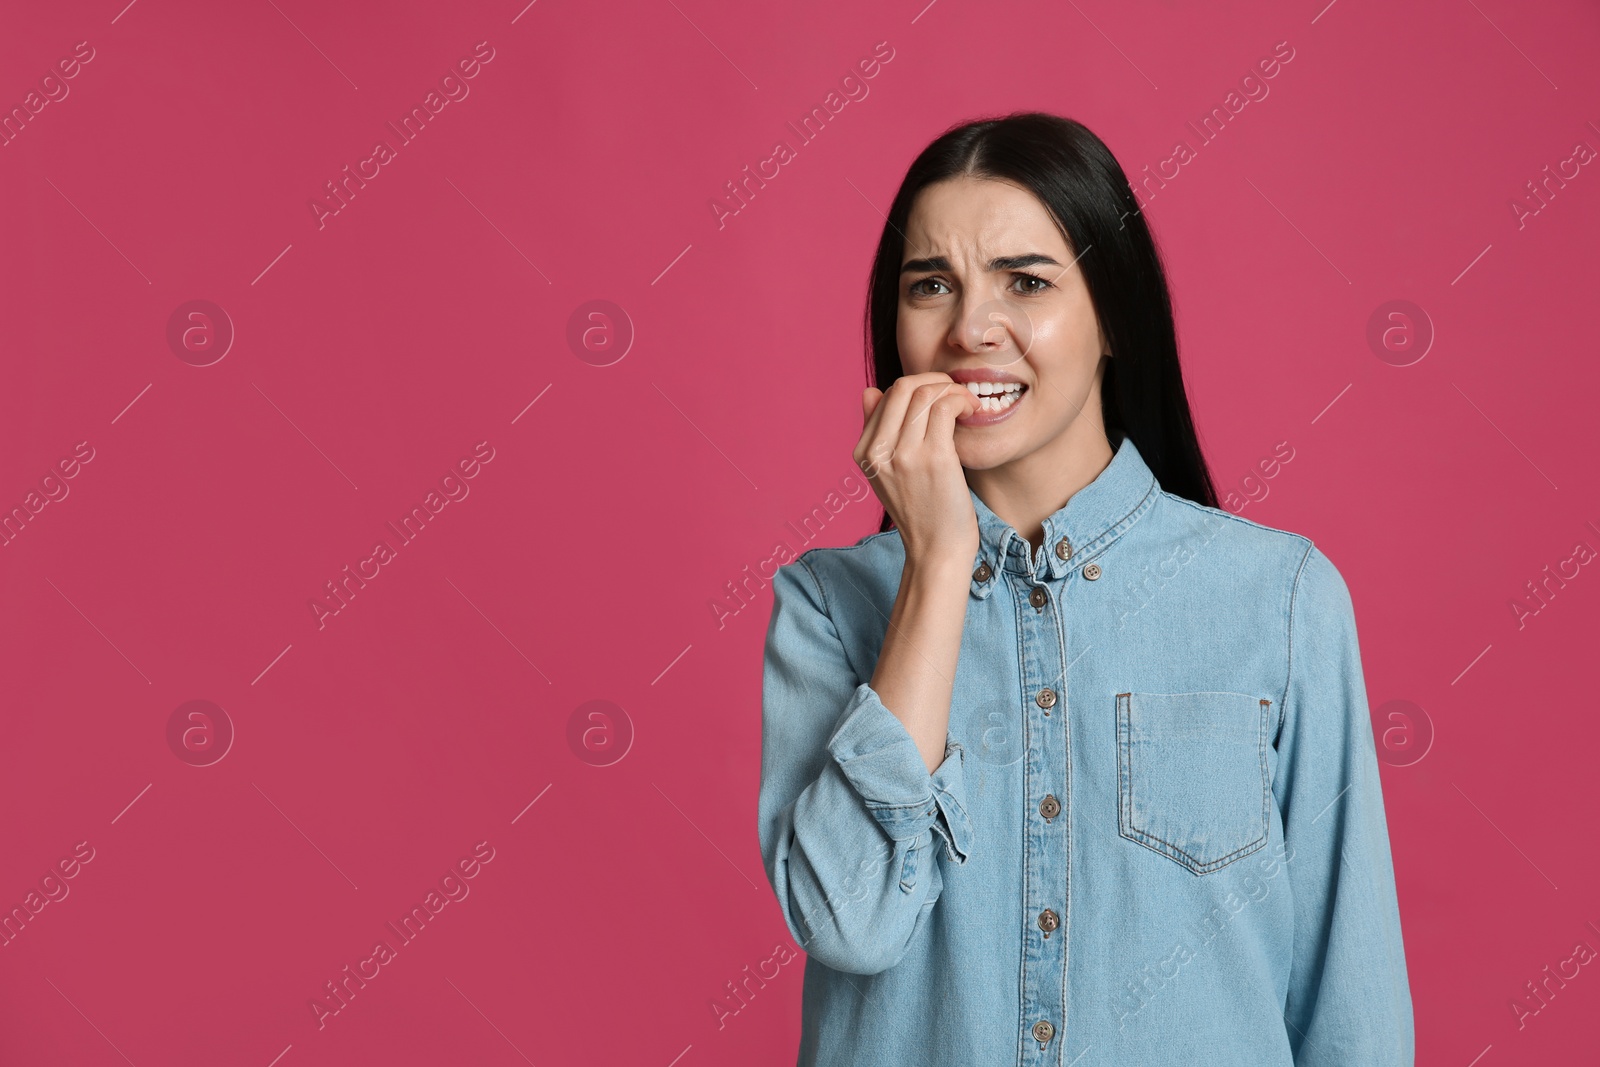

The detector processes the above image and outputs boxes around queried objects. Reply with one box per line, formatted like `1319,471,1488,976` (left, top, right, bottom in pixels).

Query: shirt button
1035,687,1057,709
1055,536,1072,560
1082,562,1102,581
1039,794,1061,819
1028,587,1048,608
1038,908,1060,933
973,561,992,582
1032,1020,1055,1043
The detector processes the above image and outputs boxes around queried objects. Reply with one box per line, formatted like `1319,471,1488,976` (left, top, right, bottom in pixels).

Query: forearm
769,758,949,975
869,555,973,774
1279,545,1416,1064
759,556,977,974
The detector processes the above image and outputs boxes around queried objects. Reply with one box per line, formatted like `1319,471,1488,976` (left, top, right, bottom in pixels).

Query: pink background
2,0,1598,1063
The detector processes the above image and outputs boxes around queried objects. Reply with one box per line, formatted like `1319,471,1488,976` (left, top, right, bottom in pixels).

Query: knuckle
860,442,893,476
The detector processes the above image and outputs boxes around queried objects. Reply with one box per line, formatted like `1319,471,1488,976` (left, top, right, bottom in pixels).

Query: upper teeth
964,381,1023,396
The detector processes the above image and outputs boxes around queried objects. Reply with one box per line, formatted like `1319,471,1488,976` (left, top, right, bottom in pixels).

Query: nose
948,293,1032,364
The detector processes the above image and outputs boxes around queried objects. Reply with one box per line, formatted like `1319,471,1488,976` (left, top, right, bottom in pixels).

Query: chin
954,441,1019,471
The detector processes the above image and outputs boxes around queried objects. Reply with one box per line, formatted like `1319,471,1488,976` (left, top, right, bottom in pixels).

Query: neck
966,419,1117,554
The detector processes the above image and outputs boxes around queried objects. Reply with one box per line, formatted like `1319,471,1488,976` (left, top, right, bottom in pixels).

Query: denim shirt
757,435,1414,1066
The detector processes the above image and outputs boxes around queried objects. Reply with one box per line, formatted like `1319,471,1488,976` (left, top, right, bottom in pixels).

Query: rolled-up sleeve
827,682,974,862
1275,545,1415,1065
758,556,973,976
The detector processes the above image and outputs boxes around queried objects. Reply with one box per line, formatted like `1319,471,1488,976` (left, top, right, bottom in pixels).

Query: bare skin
855,175,1116,773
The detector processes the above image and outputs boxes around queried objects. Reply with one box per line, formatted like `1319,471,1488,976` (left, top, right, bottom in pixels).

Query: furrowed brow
901,253,1062,273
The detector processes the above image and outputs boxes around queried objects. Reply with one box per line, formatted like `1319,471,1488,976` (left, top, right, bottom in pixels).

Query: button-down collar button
973,560,993,583
1035,687,1057,710
1028,586,1048,609
1032,1020,1055,1043
1039,794,1061,819
1082,562,1102,581
1055,536,1072,560
1038,908,1060,934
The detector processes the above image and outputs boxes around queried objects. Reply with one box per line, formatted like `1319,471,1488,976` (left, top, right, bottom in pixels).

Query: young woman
757,112,1414,1066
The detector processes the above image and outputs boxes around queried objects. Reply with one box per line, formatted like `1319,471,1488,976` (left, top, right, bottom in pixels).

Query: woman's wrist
900,549,978,592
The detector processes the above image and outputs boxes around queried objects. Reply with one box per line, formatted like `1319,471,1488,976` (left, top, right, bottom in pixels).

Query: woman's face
896,175,1109,472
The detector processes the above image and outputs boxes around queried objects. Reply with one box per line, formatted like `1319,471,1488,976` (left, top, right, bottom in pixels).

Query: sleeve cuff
824,682,974,864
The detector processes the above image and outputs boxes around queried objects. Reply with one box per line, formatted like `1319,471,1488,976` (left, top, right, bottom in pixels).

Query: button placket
1035,686,1057,718
794,448,1167,1064
1015,548,1068,1062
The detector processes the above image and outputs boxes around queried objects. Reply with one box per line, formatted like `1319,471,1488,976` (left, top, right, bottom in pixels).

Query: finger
855,387,897,477
861,387,883,424
876,373,957,434
900,381,972,442
924,386,977,445
860,376,925,471
859,374,956,474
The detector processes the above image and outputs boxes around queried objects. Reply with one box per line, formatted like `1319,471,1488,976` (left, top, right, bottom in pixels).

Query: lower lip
956,386,1027,427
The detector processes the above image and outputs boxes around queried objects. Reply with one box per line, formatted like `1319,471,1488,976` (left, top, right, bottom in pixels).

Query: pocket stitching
1116,691,1270,876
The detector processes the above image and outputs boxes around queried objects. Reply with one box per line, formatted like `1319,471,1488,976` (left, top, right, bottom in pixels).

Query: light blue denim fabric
758,434,1414,1066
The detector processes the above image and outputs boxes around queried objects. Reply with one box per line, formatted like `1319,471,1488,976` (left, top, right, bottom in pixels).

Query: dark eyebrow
900,253,1062,274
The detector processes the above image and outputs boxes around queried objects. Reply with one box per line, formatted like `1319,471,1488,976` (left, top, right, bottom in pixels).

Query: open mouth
963,380,1028,414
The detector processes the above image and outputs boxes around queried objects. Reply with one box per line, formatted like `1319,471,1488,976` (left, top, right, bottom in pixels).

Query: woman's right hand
854,372,981,567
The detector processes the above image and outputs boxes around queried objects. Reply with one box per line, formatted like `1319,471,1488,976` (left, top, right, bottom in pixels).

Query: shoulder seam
1158,489,1314,546
797,528,900,561
794,529,903,613
1279,540,1319,740
793,554,833,620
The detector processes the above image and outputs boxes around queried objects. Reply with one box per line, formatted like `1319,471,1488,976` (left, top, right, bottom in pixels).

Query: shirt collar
967,434,1160,598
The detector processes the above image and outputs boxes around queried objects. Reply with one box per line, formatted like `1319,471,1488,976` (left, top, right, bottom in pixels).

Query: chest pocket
1116,691,1271,875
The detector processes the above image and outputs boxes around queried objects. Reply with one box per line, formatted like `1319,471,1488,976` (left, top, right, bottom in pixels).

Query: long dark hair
866,111,1218,532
